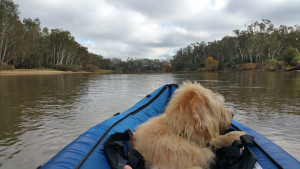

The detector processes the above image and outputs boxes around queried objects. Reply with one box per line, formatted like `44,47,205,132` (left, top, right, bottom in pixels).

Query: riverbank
175,62,300,73
0,67,299,76
0,69,113,75
0,69,69,75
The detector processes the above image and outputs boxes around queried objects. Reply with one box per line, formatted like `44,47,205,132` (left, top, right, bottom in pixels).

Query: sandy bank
0,69,88,76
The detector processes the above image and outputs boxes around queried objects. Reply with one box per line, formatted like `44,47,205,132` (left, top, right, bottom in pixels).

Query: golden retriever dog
131,81,246,169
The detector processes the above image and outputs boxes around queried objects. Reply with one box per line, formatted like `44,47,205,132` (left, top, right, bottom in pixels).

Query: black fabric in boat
104,129,144,169
212,134,257,169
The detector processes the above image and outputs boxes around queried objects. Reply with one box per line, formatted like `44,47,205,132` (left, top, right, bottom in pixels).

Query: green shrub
280,47,300,66
265,59,280,70
0,62,15,70
225,59,236,68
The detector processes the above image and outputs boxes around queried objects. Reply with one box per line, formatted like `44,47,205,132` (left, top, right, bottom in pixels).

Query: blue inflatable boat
39,84,299,169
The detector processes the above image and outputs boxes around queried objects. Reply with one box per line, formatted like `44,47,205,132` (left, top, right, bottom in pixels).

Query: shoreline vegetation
1,1,300,74
0,64,299,76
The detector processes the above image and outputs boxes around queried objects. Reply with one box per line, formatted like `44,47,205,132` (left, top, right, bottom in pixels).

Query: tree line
0,0,95,70
0,0,171,72
172,19,300,71
1,0,299,72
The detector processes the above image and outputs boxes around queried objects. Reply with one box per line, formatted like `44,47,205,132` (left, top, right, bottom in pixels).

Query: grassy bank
95,69,114,74
0,69,72,75
0,69,114,75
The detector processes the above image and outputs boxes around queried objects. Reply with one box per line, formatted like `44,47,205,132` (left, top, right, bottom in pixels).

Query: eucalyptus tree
17,18,43,68
110,58,123,70
171,48,185,70
48,29,77,65
0,0,20,63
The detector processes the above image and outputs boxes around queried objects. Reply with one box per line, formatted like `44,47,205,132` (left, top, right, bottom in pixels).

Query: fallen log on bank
286,64,300,71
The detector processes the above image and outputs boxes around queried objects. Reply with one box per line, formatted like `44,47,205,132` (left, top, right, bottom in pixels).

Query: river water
0,72,299,169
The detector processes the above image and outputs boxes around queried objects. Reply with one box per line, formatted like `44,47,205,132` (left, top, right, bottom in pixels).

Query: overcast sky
14,0,300,59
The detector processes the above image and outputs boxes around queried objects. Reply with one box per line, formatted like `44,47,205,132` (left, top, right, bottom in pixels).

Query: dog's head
165,81,232,144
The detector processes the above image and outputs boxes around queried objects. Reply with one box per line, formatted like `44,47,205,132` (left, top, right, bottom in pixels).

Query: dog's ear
190,94,220,142
165,85,202,136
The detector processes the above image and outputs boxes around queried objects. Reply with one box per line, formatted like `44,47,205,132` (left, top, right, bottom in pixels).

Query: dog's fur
130,82,246,169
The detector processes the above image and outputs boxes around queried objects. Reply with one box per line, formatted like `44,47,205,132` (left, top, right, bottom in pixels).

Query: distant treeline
1,0,299,72
172,19,300,71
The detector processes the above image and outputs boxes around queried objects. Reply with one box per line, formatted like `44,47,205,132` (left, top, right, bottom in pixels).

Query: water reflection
0,72,299,168
0,74,92,168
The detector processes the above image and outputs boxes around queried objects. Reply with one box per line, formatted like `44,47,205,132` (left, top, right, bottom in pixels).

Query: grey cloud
14,0,300,59
224,0,300,26
106,0,184,19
